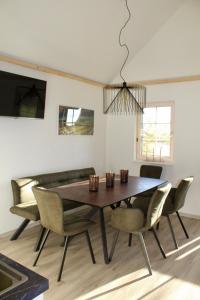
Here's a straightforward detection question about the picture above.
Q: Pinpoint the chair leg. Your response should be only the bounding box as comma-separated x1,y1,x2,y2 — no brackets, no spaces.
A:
151,228,166,259
34,226,46,252
116,201,121,208
128,233,132,247
176,211,189,239
166,214,178,249
10,219,30,240
85,231,96,264
109,231,120,262
138,233,152,275
156,222,160,230
57,236,71,282
60,236,67,247
124,198,132,208
33,229,50,267
110,204,116,210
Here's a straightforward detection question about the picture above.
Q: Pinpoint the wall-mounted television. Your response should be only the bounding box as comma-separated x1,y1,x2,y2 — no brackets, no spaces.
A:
0,70,47,119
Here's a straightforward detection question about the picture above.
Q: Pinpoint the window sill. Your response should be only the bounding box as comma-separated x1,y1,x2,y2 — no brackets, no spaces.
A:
133,160,174,166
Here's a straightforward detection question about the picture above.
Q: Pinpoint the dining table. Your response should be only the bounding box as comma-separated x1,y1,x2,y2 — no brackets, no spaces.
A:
51,176,167,264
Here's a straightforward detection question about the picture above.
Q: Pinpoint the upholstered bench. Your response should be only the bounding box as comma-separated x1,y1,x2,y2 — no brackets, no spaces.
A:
10,167,95,246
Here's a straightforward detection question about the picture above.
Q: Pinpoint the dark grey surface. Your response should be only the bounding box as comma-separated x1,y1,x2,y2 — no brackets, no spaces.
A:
0,253,48,300
51,176,167,207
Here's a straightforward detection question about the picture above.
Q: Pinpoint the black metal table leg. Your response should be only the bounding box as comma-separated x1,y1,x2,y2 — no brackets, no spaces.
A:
109,231,119,261
99,208,109,264
85,231,96,264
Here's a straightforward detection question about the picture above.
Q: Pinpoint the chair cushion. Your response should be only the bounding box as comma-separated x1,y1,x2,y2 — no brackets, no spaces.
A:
63,214,93,236
10,202,40,221
14,178,39,204
111,207,145,233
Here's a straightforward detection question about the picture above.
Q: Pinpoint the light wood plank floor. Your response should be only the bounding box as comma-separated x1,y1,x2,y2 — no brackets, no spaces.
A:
0,208,200,300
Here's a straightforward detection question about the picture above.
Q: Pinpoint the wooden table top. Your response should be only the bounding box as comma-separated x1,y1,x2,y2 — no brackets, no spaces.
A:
51,176,167,208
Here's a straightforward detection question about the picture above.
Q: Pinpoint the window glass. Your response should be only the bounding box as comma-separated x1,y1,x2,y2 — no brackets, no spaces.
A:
137,103,174,162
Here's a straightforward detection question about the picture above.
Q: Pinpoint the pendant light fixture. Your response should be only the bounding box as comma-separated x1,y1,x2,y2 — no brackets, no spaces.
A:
103,0,146,114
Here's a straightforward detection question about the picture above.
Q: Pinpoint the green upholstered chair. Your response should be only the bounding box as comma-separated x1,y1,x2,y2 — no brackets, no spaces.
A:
132,177,193,249
32,187,96,282
160,177,194,249
127,164,163,245
10,167,95,248
138,164,163,198
140,165,163,179
115,165,163,211
10,178,40,241
109,183,171,275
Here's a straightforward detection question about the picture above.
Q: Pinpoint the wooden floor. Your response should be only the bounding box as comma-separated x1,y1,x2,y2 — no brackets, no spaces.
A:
0,208,200,300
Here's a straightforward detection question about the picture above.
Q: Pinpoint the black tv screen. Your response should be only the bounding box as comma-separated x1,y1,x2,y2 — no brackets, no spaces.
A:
0,70,46,118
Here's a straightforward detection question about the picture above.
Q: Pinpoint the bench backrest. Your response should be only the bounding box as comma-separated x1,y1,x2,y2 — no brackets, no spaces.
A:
11,167,95,205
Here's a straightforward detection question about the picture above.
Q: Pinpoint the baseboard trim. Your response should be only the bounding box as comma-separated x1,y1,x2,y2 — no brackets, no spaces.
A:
0,221,40,239
179,212,200,220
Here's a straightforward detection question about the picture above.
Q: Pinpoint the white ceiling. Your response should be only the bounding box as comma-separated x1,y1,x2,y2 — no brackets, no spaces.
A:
0,0,184,83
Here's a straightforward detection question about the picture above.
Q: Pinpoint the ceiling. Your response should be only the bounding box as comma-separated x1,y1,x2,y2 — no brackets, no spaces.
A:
0,0,184,83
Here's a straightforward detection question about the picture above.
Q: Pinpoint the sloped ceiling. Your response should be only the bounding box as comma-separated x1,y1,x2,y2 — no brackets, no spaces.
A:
0,0,184,83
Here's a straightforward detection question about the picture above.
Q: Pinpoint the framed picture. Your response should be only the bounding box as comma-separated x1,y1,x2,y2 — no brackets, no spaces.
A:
59,105,94,135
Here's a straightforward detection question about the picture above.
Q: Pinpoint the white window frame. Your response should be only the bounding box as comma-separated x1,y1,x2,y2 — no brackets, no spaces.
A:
136,101,175,163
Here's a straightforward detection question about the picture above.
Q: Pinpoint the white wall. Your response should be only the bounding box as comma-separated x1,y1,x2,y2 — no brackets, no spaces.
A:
106,82,200,216
106,0,200,216
0,62,106,234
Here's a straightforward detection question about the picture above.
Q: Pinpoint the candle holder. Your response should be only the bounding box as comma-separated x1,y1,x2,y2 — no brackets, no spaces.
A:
120,169,129,183
106,172,115,188
89,175,99,192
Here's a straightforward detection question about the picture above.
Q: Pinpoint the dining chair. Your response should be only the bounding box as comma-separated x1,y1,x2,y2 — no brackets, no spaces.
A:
109,183,171,275
140,165,163,179
159,177,194,249
32,187,96,282
127,164,163,246
138,164,163,197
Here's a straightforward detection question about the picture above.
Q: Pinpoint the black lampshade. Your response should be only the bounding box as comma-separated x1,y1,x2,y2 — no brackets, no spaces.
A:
103,82,146,114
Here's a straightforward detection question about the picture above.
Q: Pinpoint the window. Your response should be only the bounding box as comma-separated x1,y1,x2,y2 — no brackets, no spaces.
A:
136,102,174,163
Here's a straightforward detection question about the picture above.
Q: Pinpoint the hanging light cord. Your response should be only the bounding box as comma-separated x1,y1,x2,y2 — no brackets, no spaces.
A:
119,0,131,82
